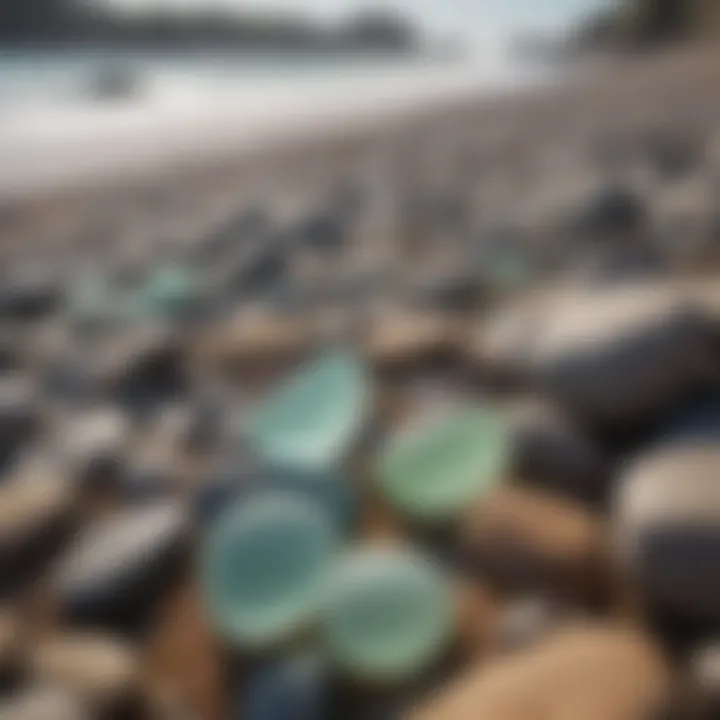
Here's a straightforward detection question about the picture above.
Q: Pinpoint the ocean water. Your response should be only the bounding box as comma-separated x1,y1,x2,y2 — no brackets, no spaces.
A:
0,48,552,196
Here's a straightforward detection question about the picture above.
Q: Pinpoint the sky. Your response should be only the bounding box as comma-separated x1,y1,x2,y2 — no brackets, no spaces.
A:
99,0,612,44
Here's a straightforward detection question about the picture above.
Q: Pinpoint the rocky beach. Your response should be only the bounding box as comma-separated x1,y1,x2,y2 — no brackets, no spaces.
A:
0,44,720,720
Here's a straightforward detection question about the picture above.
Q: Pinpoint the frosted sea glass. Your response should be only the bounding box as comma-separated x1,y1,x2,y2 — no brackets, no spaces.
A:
321,547,453,681
202,494,339,649
246,350,369,471
377,407,509,521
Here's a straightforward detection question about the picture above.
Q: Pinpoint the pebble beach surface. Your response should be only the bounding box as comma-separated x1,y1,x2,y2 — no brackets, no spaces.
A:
0,46,720,720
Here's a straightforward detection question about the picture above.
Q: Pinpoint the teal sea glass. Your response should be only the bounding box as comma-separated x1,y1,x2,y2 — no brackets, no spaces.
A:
201,494,339,649
376,407,509,521
321,547,453,681
138,267,205,320
245,350,369,471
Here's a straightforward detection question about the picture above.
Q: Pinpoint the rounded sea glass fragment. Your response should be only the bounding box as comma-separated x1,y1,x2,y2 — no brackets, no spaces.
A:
376,407,508,521
202,494,339,649
321,547,453,681
245,350,369,471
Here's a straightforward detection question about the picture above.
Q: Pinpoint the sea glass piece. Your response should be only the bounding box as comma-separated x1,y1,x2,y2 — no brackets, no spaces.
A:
202,494,339,649
139,267,204,320
245,350,369,470
321,547,453,681
376,407,508,521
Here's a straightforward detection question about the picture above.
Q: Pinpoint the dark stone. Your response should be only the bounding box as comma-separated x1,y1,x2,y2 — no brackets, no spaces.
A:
504,397,607,504
0,269,63,321
613,444,720,624
0,376,39,472
243,654,330,720
572,186,646,242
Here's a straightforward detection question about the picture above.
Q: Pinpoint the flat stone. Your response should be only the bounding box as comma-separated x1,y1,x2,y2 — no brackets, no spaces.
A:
60,408,130,486
613,443,720,622
0,375,40,472
0,686,89,720
199,310,313,377
30,632,139,712
0,465,76,579
411,624,672,720
364,311,460,369
460,486,607,599
52,502,189,624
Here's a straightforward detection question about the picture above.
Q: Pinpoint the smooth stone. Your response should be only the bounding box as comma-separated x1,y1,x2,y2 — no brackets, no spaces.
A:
661,398,720,444
0,685,89,720
102,327,189,413
689,642,720,719
61,408,130,486
410,624,672,720
296,212,347,253
529,283,712,426
321,547,453,682
643,127,702,180
52,502,189,624
485,596,568,655
30,632,139,712
246,350,369,471
613,443,720,622
571,184,646,241
0,467,76,579
376,406,508,522
0,609,21,679
225,241,288,297
243,654,330,720
503,397,607,503
364,312,459,369
0,268,63,320
460,487,606,598
407,270,480,312
202,493,339,649
120,443,179,501
0,375,40,472
200,310,313,375
66,274,128,334
467,288,552,384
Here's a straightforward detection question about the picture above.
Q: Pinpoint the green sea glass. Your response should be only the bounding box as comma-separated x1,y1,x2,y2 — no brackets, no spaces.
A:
201,494,339,649
376,407,508,521
321,547,453,681
246,350,369,471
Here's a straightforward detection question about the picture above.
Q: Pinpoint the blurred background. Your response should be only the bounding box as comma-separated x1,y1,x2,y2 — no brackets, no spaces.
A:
1,2,720,720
